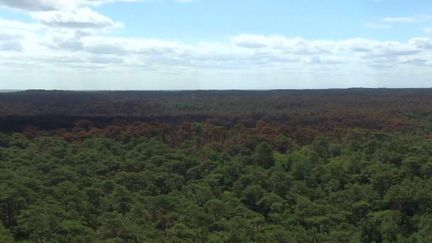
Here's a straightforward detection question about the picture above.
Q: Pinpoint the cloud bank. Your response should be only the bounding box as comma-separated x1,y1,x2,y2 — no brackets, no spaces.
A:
0,0,431,89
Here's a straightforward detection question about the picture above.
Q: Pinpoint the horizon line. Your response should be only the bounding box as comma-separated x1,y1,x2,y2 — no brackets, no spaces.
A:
1,87,432,92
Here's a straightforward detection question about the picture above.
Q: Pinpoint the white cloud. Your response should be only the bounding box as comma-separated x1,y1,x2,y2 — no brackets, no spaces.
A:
232,35,332,55
382,15,432,24
0,40,22,51
0,0,138,11
0,0,87,11
0,15,431,89
383,17,417,24
341,39,420,57
409,37,432,49
0,0,189,11
0,20,429,71
31,8,122,29
366,15,432,31
232,35,423,64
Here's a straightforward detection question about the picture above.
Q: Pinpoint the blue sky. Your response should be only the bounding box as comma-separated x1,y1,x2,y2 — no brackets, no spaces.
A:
98,0,431,41
0,0,432,89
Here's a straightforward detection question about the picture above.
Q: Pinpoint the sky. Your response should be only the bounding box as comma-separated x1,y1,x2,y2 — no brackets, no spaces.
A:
0,0,432,90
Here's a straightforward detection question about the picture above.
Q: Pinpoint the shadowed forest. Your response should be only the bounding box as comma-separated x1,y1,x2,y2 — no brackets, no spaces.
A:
1,89,432,242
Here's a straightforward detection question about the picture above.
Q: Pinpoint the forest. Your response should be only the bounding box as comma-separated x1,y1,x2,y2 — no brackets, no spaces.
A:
0,89,432,242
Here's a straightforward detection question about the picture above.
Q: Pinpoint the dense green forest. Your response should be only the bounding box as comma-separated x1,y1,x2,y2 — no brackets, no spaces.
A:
0,90,432,242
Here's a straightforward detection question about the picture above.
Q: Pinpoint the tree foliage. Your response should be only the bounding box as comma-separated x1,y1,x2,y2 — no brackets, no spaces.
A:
0,90,431,242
